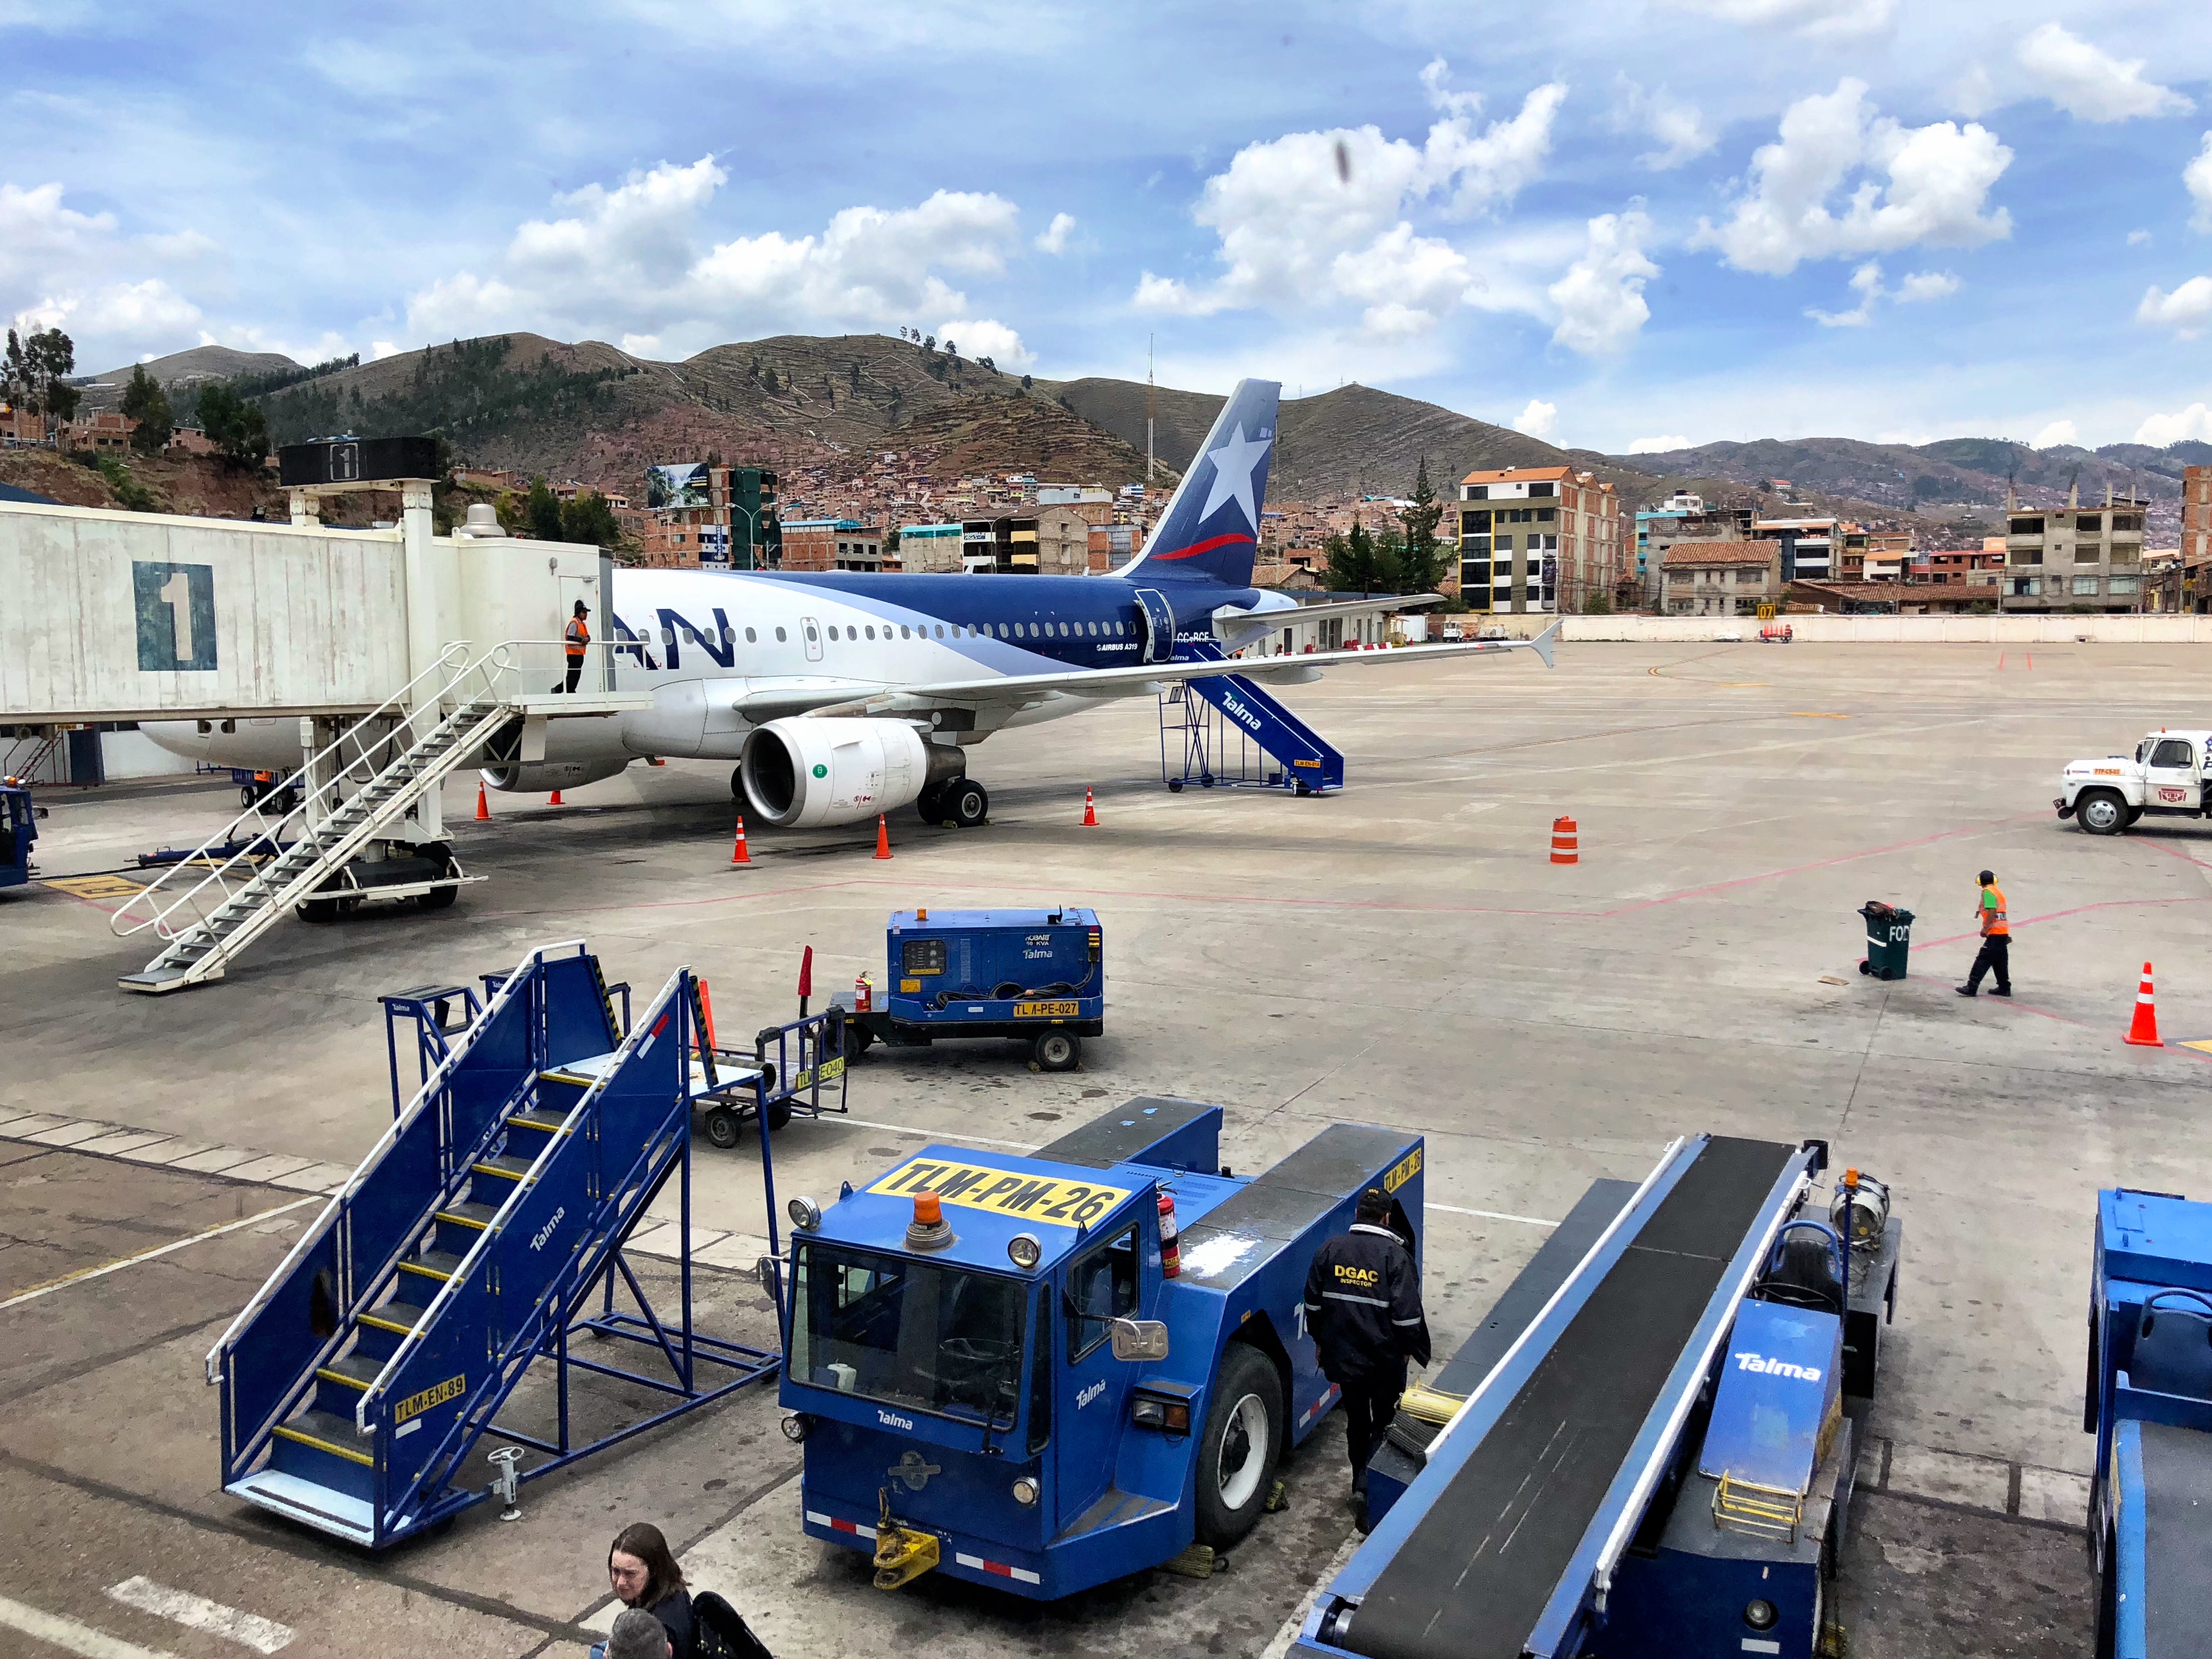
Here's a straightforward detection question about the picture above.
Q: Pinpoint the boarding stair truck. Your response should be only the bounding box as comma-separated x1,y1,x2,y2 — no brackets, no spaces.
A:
1293,1138,1902,1659
2086,1187,2212,1659
2057,731,2212,835
833,907,1104,1072
765,1096,1424,1596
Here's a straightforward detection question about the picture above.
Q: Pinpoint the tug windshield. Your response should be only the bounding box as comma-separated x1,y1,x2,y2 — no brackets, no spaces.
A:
792,1242,1026,1426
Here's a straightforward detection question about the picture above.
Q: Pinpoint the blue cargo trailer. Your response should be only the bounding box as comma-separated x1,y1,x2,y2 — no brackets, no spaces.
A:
833,907,1104,1071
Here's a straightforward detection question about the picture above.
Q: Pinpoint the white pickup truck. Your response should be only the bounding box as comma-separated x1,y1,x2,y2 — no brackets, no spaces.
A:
2056,731,2211,834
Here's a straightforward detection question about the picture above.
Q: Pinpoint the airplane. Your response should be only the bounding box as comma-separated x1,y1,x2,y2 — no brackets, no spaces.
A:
146,379,1555,830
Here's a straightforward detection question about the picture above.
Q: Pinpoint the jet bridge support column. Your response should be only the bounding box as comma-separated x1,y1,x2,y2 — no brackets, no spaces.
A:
400,481,443,843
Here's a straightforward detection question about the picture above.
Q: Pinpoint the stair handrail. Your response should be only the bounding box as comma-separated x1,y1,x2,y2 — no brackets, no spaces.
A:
110,637,566,945
202,939,583,1386
353,966,690,1433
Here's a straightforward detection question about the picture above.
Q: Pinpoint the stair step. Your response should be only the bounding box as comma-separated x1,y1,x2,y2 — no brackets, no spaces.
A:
358,1299,431,1338
274,1409,375,1466
435,1201,498,1231
506,1109,573,1134
315,1352,387,1392
471,1155,535,1182
396,1249,466,1284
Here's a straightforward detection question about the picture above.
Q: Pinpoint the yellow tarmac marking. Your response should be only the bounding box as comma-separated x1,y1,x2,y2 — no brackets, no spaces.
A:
2180,1039,2212,1055
0,1196,319,1312
42,874,145,900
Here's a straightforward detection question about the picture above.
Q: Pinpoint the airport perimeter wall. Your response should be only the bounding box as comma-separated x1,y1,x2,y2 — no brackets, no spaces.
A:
1541,615,2212,644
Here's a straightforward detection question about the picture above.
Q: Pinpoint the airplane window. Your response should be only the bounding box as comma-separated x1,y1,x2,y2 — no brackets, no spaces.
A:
865,626,876,640
934,625,945,639
778,627,789,642
846,626,857,640
900,624,911,639
745,627,757,644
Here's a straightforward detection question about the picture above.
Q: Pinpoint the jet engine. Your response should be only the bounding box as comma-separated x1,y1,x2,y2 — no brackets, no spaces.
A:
738,717,963,829
480,757,633,792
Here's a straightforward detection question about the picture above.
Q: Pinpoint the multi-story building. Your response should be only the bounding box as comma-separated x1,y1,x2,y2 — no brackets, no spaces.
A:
897,522,964,573
1660,541,1782,616
2001,485,2149,613
1751,514,1841,583
2159,464,2210,614
1634,493,1754,610
643,465,782,569
961,506,1091,574
782,519,884,572
1454,465,1622,614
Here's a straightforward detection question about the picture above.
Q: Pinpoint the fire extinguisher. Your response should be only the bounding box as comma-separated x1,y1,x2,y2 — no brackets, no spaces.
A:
1158,1190,1181,1278
854,972,873,1013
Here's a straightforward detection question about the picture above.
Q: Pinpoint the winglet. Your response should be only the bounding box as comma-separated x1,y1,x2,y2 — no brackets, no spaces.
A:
1530,620,1561,669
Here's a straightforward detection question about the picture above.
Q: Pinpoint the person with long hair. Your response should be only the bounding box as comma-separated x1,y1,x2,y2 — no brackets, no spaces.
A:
607,1522,694,1659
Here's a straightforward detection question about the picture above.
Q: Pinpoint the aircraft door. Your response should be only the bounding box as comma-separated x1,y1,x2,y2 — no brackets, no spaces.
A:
559,575,601,690
1054,1215,1146,1532
1133,589,1175,664
800,616,825,663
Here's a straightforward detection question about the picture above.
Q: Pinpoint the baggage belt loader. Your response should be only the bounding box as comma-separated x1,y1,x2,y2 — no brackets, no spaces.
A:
763,1096,1424,1598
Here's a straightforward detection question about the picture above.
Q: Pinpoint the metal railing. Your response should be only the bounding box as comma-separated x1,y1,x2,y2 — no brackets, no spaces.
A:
109,639,570,946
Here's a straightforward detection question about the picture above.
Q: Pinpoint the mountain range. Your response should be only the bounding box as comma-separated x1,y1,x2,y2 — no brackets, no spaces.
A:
88,335,2204,542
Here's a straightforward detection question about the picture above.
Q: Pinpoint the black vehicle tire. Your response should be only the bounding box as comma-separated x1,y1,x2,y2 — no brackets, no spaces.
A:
730,765,744,803
2078,789,2128,836
845,1022,874,1058
418,883,459,912
1167,778,1185,793
766,1097,793,1131
240,786,257,809
915,781,945,824
297,898,339,923
276,788,299,816
703,1108,741,1150
1033,1029,1081,1071
945,778,989,828
1194,1343,1283,1549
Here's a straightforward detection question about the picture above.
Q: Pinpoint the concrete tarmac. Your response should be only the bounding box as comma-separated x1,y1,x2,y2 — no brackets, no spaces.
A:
5,639,2204,1656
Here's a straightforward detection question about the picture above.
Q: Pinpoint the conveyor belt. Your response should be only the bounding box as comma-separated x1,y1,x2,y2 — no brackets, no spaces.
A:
1343,1137,1794,1659
2134,1421,2212,1656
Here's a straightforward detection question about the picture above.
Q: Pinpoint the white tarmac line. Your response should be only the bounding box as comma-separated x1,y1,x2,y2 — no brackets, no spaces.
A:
820,1114,1043,1150
1428,1203,1560,1228
0,1593,182,1659
105,1579,293,1655
0,1197,319,1312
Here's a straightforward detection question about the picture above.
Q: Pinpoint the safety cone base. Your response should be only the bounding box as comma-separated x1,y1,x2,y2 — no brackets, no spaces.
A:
2125,962,2162,1047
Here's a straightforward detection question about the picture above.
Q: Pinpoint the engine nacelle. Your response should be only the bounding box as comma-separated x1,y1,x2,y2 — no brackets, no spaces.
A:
481,758,632,793
740,718,961,828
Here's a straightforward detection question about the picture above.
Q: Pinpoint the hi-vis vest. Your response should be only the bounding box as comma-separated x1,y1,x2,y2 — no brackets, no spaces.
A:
565,617,590,661
1983,884,2009,937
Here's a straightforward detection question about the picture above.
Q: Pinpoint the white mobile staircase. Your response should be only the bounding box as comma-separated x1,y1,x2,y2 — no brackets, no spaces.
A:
111,643,533,994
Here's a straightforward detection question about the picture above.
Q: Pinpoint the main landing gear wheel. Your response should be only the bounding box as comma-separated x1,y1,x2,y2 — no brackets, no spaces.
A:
1032,1029,1081,1071
1194,1344,1283,1548
730,766,744,802
944,778,989,828
2078,789,2127,836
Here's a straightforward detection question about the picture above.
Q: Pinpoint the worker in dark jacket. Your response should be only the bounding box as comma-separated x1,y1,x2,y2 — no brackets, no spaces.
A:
1304,1187,1430,1502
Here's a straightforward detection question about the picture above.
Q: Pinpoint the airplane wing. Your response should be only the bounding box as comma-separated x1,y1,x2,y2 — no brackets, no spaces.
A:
736,622,1558,722
1210,593,1443,652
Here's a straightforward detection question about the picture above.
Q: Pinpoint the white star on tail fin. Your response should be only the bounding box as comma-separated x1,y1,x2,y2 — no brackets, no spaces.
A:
1199,424,1273,530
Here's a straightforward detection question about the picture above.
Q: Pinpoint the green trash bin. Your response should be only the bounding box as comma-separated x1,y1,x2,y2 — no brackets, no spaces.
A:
1859,902,1914,980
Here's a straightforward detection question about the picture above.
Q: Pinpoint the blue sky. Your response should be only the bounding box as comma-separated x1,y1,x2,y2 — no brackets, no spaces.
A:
5,0,2211,454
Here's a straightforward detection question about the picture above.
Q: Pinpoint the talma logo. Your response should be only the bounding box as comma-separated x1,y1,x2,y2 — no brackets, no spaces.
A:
1077,1379,1107,1409
1734,1351,1821,1382
1220,693,1262,733
877,1408,915,1430
531,1207,566,1252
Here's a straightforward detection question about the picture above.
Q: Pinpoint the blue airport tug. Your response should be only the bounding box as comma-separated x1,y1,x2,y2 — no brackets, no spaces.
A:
833,907,1104,1072
768,1096,1424,1598
1,781,44,889
2087,1187,2212,1659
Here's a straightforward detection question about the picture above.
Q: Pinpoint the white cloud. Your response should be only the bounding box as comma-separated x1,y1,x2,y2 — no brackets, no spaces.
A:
936,317,1032,368
2138,276,2212,338
1133,78,1566,318
2016,22,2191,124
2129,229,2154,247
0,181,228,360
1330,222,1474,337
1514,398,1559,439
1694,80,2012,276
1547,208,1659,354
2187,133,2212,233
2135,403,2212,446
1806,260,1960,326
1615,78,1716,170
1035,212,1076,255
407,160,1023,353
1947,64,1997,120
371,340,401,359
2032,419,2078,448
1419,58,1483,120
1659,0,1894,40
1628,434,1692,453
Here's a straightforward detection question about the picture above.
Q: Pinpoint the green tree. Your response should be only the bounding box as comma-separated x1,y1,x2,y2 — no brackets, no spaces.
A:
4,326,81,426
121,365,174,455
560,490,622,549
1396,455,1447,592
526,477,565,542
1323,519,1401,596
194,381,268,470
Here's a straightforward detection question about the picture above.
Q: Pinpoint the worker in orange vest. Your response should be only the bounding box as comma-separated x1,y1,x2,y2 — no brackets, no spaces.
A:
1955,868,2011,997
560,600,590,693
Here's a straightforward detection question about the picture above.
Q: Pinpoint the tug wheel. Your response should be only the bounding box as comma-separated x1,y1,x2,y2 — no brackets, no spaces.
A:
1194,1344,1283,1548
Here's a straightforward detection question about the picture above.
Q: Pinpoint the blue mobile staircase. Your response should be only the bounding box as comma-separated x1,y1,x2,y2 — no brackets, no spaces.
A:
206,941,789,1549
1159,651,1345,794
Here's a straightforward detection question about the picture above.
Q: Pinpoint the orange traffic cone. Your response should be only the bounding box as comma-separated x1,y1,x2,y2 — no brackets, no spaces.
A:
550,789,563,806
1550,815,1579,865
2125,962,2163,1047
731,814,751,865
1082,788,1099,827
873,814,893,859
475,781,490,821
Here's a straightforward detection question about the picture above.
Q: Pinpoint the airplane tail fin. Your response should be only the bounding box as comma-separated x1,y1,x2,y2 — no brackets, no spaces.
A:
1531,620,1560,668
1121,378,1280,589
